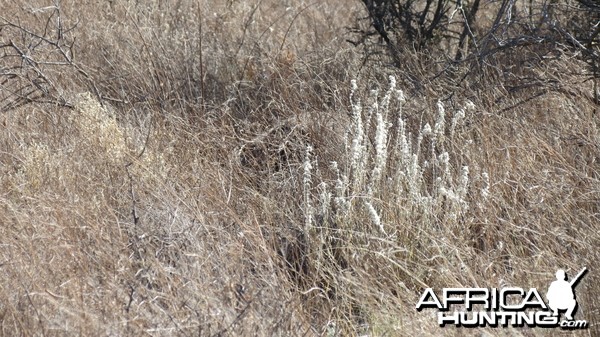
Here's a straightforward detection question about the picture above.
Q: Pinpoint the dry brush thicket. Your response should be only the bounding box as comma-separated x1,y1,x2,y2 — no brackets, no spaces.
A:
1,1,599,336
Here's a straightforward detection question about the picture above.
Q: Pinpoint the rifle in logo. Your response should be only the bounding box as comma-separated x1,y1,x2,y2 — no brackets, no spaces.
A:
570,268,587,287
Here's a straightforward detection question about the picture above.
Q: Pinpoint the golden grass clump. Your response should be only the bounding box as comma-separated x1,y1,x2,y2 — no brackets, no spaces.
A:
72,93,129,167
19,142,57,192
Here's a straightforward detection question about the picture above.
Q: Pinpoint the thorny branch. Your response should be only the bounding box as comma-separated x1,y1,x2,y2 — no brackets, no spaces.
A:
0,3,101,112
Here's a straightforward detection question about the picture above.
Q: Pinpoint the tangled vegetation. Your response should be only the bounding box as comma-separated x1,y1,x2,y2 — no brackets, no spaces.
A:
1,1,598,336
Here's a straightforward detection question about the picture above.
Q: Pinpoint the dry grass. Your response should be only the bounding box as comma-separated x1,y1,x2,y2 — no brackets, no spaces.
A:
1,0,599,336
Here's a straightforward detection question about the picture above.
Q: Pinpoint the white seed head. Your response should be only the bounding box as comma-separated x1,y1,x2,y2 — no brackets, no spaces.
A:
422,123,432,136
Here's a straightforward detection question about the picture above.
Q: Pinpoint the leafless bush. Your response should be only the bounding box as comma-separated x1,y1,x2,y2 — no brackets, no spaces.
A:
0,3,99,112
353,0,600,102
